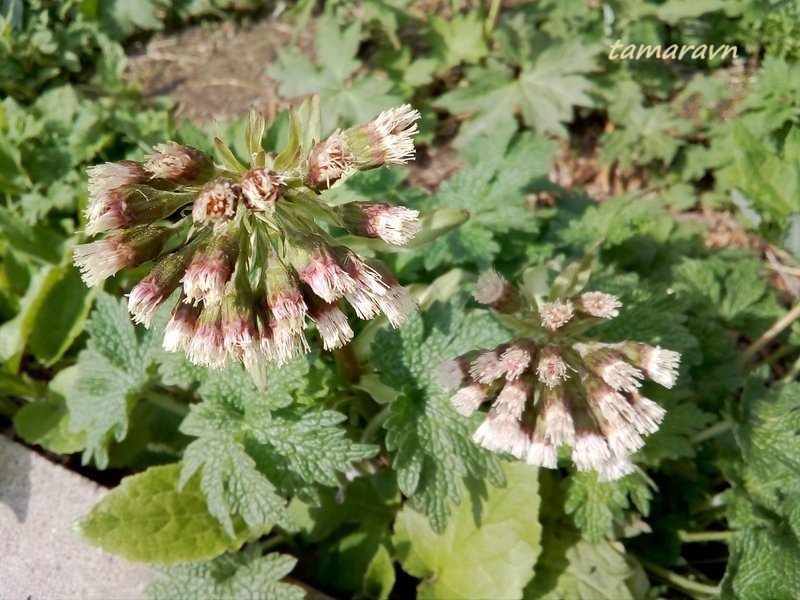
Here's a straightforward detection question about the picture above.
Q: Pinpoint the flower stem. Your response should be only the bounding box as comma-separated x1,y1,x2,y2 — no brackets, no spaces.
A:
484,0,502,41
639,558,720,598
333,344,361,384
146,391,189,417
679,530,734,543
361,405,391,444
743,301,800,363
689,420,733,445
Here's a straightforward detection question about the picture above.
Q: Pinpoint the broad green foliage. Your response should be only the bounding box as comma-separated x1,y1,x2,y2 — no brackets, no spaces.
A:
65,293,159,468
436,25,597,142
2,0,799,598
267,13,403,133
418,123,557,271
148,546,305,600
564,471,652,544
77,464,251,563
373,297,510,531
393,462,542,600
178,358,377,538
721,381,800,599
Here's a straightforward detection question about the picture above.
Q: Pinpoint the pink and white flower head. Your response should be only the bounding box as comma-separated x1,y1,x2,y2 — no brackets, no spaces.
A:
578,291,622,319
365,104,421,166
612,342,681,389
74,226,173,287
296,244,354,304
449,383,488,416
221,311,255,356
75,102,425,384
442,272,682,481
539,300,574,331
187,307,226,368
271,321,310,366
163,301,201,353
182,248,236,307
128,250,192,327
308,299,354,351
143,141,212,184
526,435,558,469
470,349,507,384
192,179,240,226
337,202,420,246
241,168,284,214
536,347,570,388
306,133,351,189
499,343,533,380
473,410,529,460
88,160,147,195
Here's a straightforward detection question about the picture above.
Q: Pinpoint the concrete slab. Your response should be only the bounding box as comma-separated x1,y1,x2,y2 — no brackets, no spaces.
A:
0,435,153,600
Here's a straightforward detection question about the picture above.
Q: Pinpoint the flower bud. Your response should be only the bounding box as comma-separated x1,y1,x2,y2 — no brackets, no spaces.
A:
290,239,354,304
86,160,150,207
306,292,354,351
143,141,213,184
192,179,241,226
578,291,622,319
182,232,239,306
539,300,574,331
241,168,284,214
473,271,521,313
343,105,420,170
128,249,192,327
306,133,351,190
73,225,174,287
336,202,420,246
85,186,193,236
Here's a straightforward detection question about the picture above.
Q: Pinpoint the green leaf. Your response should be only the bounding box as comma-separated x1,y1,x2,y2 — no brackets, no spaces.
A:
418,125,556,270
0,263,63,368
0,206,71,260
564,471,652,544
180,435,294,538
266,14,402,133
148,545,306,600
374,297,511,531
179,357,371,537
722,392,800,600
426,13,488,70
77,464,249,563
363,544,396,600
246,409,378,499
64,293,156,468
29,264,97,365
436,31,596,143
727,123,800,226
722,500,800,600
393,462,542,600
13,366,86,454
525,535,638,600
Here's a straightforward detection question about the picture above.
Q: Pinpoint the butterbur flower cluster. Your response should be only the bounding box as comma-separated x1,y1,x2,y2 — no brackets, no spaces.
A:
438,271,681,481
74,103,422,382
